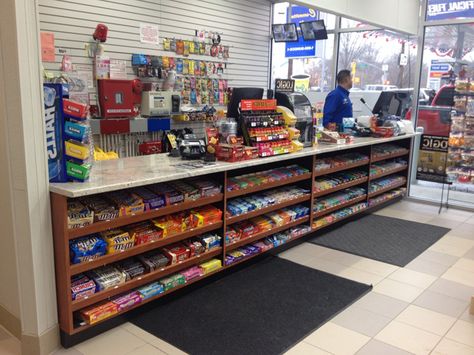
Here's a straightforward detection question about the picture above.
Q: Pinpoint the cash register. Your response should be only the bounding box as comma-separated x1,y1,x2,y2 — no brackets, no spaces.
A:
275,92,313,147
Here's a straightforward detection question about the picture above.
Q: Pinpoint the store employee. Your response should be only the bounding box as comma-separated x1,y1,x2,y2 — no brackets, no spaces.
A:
323,70,353,131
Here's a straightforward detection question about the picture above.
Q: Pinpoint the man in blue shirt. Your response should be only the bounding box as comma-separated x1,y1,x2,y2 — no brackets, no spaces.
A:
323,70,353,131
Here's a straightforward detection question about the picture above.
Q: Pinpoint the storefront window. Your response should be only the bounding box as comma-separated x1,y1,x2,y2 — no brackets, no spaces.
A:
271,3,335,93
426,0,474,21
341,18,369,29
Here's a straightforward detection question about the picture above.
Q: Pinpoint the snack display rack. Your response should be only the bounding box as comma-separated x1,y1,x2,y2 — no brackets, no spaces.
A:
50,137,413,347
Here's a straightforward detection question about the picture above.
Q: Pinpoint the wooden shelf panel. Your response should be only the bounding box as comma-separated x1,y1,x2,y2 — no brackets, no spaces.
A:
368,179,407,199
226,173,312,199
225,216,310,252
71,267,224,334
371,149,410,163
71,248,222,311
369,166,407,181
313,195,367,218
68,194,223,239
226,194,311,225
314,159,370,177
314,177,368,198
70,222,223,275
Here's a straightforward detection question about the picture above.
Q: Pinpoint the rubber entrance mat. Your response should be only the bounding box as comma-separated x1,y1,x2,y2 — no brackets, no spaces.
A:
131,257,371,355
310,214,450,267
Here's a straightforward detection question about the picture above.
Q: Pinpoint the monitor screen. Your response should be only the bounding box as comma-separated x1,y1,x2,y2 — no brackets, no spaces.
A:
300,20,328,41
272,23,299,43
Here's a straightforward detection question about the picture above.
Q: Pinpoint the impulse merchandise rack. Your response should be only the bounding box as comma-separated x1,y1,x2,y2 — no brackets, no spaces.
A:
50,135,415,346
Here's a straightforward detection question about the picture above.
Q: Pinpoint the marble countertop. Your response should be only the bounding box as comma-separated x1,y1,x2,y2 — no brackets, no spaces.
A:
50,133,419,198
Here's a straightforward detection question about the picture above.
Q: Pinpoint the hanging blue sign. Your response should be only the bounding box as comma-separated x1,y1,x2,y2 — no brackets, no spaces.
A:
427,0,474,20
285,6,317,58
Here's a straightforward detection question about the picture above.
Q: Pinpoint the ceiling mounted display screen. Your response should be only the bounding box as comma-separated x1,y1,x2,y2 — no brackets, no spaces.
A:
300,20,328,41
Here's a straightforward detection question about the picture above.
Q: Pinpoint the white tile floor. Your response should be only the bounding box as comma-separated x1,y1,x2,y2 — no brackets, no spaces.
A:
1,200,473,355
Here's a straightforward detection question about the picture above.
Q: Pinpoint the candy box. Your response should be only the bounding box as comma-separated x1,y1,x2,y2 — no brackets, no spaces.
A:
138,251,169,272
88,265,127,291
189,179,221,197
65,140,90,161
183,239,206,257
71,274,96,301
106,191,144,216
124,221,163,245
225,227,241,244
70,235,107,264
64,121,90,143
63,99,88,120
181,266,203,281
148,184,184,205
197,234,221,250
162,243,191,264
131,187,166,210
137,282,164,300
168,181,200,201
199,258,222,274
111,291,142,312
115,259,145,281
67,201,94,229
66,161,92,182
216,144,244,162
79,301,118,325
80,195,119,222
253,241,273,252
101,229,135,253
243,146,259,160
160,273,185,291
191,206,222,227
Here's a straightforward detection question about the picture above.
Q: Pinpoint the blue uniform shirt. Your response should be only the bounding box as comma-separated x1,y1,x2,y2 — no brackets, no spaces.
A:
323,85,353,127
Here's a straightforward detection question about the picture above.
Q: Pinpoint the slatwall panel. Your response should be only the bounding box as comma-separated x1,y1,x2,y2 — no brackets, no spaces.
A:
38,0,272,88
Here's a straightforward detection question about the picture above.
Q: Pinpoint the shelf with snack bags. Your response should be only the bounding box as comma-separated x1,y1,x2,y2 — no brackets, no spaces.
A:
70,221,223,275
313,195,367,218
68,193,223,239
312,202,368,231
369,161,408,181
368,176,407,198
314,153,370,177
370,146,410,163
313,175,369,198
71,247,222,311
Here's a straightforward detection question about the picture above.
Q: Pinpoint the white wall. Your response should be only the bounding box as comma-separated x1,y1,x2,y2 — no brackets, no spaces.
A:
38,0,272,88
294,0,420,35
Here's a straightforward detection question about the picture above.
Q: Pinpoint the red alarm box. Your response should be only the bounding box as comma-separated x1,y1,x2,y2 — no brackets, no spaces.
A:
98,79,142,118
139,141,162,155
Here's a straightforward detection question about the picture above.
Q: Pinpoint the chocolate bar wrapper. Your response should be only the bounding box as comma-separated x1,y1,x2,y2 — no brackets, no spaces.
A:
183,239,206,257
115,259,145,281
181,266,203,281
131,187,166,211
189,179,221,197
71,274,96,301
70,235,107,264
137,282,164,300
148,183,184,205
106,191,145,216
137,251,169,272
111,291,142,312
168,181,201,201
160,273,185,292
125,222,163,245
199,258,222,274
67,201,94,229
88,265,127,291
101,229,135,253
80,195,119,222
80,301,118,325
197,234,221,250
162,243,191,264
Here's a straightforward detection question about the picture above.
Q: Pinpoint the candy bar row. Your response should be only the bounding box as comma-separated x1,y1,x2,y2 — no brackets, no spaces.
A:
71,234,221,301
315,152,369,172
69,206,223,265
313,187,366,213
77,258,223,326
370,159,408,177
225,205,310,245
368,175,406,194
371,144,408,159
314,170,368,193
226,165,310,192
313,202,368,229
368,188,407,207
67,179,221,229
225,225,312,266
226,185,310,217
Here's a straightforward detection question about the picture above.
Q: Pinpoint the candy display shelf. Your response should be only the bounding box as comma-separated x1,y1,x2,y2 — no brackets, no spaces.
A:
226,194,311,225
71,247,222,311
368,178,407,198
314,176,369,198
313,205,368,231
371,148,410,163
313,195,367,218
369,165,408,181
226,172,312,198
70,222,223,275
314,159,370,177
49,134,415,347
68,194,223,239
225,216,310,252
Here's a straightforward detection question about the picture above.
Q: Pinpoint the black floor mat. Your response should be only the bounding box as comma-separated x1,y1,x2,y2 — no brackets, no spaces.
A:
131,257,371,355
310,214,450,267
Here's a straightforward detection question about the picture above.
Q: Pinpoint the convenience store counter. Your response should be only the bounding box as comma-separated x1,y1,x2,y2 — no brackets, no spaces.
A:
50,133,419,198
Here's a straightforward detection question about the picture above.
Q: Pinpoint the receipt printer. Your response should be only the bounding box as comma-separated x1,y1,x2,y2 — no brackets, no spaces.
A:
141,91,181,116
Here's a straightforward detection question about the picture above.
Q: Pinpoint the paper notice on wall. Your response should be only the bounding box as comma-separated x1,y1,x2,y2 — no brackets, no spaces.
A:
94,55,110,80
110,60,127,79
140,23,159,45
40,32,55,62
